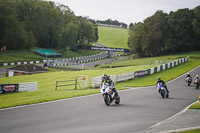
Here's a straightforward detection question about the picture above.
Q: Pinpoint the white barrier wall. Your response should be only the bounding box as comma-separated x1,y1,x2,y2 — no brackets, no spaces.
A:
92,57,188,88
93,76,102,88
18,82,38,92
116,72,135,82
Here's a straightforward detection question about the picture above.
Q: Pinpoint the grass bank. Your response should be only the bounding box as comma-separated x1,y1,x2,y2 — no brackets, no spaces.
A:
0,49,99,63
98,26,129,49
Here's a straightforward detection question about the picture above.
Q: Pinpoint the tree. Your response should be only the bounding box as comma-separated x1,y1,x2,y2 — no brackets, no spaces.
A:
0,0,28,49
165,9,194,53
59,23,79,50
128,22,144,57
129,23,134,28
141,11,168,56
78,19,96,45
192,6,200,50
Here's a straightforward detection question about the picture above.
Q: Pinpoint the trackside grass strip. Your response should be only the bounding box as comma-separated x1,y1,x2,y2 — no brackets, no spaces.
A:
176,128,200,133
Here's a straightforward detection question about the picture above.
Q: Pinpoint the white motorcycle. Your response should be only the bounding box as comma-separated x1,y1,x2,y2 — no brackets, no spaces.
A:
100,83,120,106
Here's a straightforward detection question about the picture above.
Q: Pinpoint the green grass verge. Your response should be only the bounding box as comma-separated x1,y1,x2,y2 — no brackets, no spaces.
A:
174,128,200,133
189,102,200,109
0,50,43,62
61,49,99,58
99,51,200,68
98,26,129,48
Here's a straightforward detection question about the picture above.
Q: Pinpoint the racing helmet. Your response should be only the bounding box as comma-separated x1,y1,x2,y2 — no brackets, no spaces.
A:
102,74,108,80
157,77,161,81
196,75,199,78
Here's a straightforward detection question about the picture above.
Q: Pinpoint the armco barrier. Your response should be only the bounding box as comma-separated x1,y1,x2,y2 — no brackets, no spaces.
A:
0,60,44,66
92,57,188,88
0,52,106,67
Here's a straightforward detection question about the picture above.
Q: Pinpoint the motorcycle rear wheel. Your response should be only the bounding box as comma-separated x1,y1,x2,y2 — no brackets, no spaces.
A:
115,95,120,104
196,85,199,89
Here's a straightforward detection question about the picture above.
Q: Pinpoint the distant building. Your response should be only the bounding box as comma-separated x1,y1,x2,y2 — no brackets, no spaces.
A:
6,64,49,77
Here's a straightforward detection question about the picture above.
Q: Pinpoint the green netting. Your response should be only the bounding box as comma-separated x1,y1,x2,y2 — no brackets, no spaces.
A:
34,49,62,57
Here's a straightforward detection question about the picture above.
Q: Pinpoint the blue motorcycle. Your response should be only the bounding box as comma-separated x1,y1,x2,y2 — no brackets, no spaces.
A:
156,83,169,98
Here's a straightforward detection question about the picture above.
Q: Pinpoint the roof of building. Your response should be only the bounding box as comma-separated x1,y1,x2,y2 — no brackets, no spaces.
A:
7,64,49,73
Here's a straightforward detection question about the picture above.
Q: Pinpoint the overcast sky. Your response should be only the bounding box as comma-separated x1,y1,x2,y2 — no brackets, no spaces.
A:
48,0,200,25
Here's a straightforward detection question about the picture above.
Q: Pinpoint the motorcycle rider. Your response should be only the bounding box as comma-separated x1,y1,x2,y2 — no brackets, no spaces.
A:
193,75,200,82
101,74,117,93
185,73,192,79
156,77,169,93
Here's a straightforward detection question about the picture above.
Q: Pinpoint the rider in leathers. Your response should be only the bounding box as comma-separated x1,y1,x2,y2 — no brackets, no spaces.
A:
185,73,192,78
194,75,200,83
156,77,169,93
101,74,117,93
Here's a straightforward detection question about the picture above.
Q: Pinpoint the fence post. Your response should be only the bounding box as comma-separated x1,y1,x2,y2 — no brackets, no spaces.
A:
55,81,57,91
75,78,77,90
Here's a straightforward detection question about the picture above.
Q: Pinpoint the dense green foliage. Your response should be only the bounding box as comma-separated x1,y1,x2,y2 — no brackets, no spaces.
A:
0,0,98,50
128,7,200,57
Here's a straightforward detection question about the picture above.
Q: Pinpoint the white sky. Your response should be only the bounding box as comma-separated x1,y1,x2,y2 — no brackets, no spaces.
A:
48,0,200,25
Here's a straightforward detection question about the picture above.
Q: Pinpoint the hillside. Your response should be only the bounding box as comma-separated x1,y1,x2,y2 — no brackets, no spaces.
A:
97,26,129,49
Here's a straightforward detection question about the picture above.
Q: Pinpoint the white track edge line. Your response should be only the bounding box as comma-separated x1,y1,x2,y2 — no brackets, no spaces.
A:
148,100,199,130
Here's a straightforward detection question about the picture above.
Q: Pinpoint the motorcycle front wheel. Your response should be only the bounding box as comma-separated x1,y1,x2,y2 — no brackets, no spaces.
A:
160,90,165,98
104,93,111,106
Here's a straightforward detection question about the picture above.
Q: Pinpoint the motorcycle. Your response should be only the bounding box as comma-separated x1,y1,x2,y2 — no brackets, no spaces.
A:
156,83,169,98
193,79,200,89
186,77,192,86
100,83,120,106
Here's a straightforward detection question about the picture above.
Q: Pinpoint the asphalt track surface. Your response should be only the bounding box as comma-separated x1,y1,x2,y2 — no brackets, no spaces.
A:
0,66,200,133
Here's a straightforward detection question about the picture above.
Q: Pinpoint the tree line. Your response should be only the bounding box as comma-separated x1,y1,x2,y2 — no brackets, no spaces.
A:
95,19,128,29
128,6,200,57
0,0,98,51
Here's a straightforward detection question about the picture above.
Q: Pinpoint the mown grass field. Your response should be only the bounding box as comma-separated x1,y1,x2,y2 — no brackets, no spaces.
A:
98,26,129,49
0,52,199,109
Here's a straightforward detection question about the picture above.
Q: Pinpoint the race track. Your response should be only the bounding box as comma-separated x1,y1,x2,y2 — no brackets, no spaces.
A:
0,66,200,133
